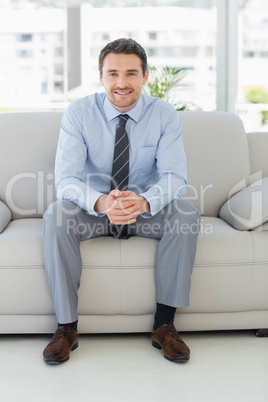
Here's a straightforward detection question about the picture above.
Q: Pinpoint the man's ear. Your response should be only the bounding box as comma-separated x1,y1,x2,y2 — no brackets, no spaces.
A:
142,69,149,85
99,73,103,86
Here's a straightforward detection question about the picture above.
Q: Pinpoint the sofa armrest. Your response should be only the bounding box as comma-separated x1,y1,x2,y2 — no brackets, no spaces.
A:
0,200,12,233
219,176,268,231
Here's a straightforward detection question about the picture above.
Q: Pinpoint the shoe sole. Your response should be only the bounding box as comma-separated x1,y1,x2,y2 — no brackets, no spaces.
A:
152,340,189,363
44,341,79,365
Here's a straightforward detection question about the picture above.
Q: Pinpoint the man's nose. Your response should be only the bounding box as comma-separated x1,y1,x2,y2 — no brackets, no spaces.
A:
116,76,128,88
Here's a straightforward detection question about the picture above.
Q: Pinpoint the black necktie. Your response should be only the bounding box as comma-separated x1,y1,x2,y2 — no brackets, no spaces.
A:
111,114,130,191
110,114,130,239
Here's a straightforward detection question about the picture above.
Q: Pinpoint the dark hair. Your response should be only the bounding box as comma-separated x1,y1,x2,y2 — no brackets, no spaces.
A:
98,38,148,76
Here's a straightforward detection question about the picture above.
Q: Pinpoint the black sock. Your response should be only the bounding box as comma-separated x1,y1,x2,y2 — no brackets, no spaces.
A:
58,320,78,331
153,303,176,330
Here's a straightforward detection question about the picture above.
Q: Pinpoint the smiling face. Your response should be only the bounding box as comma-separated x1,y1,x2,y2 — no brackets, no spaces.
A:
99,53,149,113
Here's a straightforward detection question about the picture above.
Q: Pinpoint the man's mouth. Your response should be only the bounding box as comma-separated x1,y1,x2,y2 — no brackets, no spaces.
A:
114,90,132,95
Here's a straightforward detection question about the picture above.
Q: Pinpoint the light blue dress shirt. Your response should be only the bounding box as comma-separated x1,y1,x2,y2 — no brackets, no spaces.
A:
55,92,188,217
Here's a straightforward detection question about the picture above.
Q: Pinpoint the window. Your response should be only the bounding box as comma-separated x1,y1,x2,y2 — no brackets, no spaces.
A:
17,50,33,58
54,48,63,57
54,81,63,92
148,48,158,57
243,51,254,58
0,0,266,132
41,81,48,94
148,32,157,40
237,0,268,131
102,32,110,41
54,63,63,75
17,33,32,42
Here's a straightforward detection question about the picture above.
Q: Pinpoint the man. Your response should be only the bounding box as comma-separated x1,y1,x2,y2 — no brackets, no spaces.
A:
43,38,200,364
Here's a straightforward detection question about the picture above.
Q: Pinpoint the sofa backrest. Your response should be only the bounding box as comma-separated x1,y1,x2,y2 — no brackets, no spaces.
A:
179,111,251,216
0,112,62,219
247,131,268,178
0,110,251,219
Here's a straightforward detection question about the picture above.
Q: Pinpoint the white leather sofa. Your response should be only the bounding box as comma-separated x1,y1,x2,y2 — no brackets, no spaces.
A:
0,111,267,335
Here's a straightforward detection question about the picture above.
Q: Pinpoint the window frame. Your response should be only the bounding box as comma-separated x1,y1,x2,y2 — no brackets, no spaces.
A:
216,0,239,113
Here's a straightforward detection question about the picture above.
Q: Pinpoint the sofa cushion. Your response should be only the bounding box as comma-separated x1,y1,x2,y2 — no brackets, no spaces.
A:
180,111,251,217
0,200,12,233
0,112,62,220
219,177,268,230
184,216,268,313
0,218,157,316
1,217,267,317
247,131,268,177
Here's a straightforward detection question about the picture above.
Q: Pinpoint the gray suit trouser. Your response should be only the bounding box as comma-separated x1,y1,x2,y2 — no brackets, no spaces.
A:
43,199,200,324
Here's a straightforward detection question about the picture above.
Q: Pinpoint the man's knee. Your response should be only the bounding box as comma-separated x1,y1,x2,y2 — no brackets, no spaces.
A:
44,200,80,216
43,200,81,229
164,199,200,235
169,199,200,219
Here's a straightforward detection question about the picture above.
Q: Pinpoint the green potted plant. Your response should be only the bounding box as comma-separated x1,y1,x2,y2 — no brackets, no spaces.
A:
143,65,200,111
245,86,268,125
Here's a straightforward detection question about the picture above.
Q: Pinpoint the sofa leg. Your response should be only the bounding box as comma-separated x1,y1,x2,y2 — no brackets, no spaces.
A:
255,329,268,337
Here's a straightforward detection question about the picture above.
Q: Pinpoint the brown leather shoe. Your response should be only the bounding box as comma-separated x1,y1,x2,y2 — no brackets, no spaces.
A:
151,321,190,363
43,325,79,364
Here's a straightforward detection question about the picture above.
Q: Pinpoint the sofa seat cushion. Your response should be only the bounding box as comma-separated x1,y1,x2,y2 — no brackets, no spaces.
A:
0,218,158,316
79,236,158,315
0,219,54,315
184,217,268,314
0,217,267,317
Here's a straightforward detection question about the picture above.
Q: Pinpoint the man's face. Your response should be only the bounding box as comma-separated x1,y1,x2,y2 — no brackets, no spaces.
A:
100,53,149,113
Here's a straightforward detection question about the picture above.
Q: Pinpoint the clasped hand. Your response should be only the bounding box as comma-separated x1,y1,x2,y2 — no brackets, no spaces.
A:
95,190,150,225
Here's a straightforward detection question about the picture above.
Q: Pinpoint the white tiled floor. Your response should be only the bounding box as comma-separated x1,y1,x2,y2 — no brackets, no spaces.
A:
0,330,267,402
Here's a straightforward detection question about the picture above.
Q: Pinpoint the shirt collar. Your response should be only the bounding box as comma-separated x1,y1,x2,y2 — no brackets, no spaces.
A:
103,94,143,123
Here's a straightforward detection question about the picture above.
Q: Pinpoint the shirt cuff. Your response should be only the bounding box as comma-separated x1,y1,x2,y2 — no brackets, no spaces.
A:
139,190,163,216
56,178,104,217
